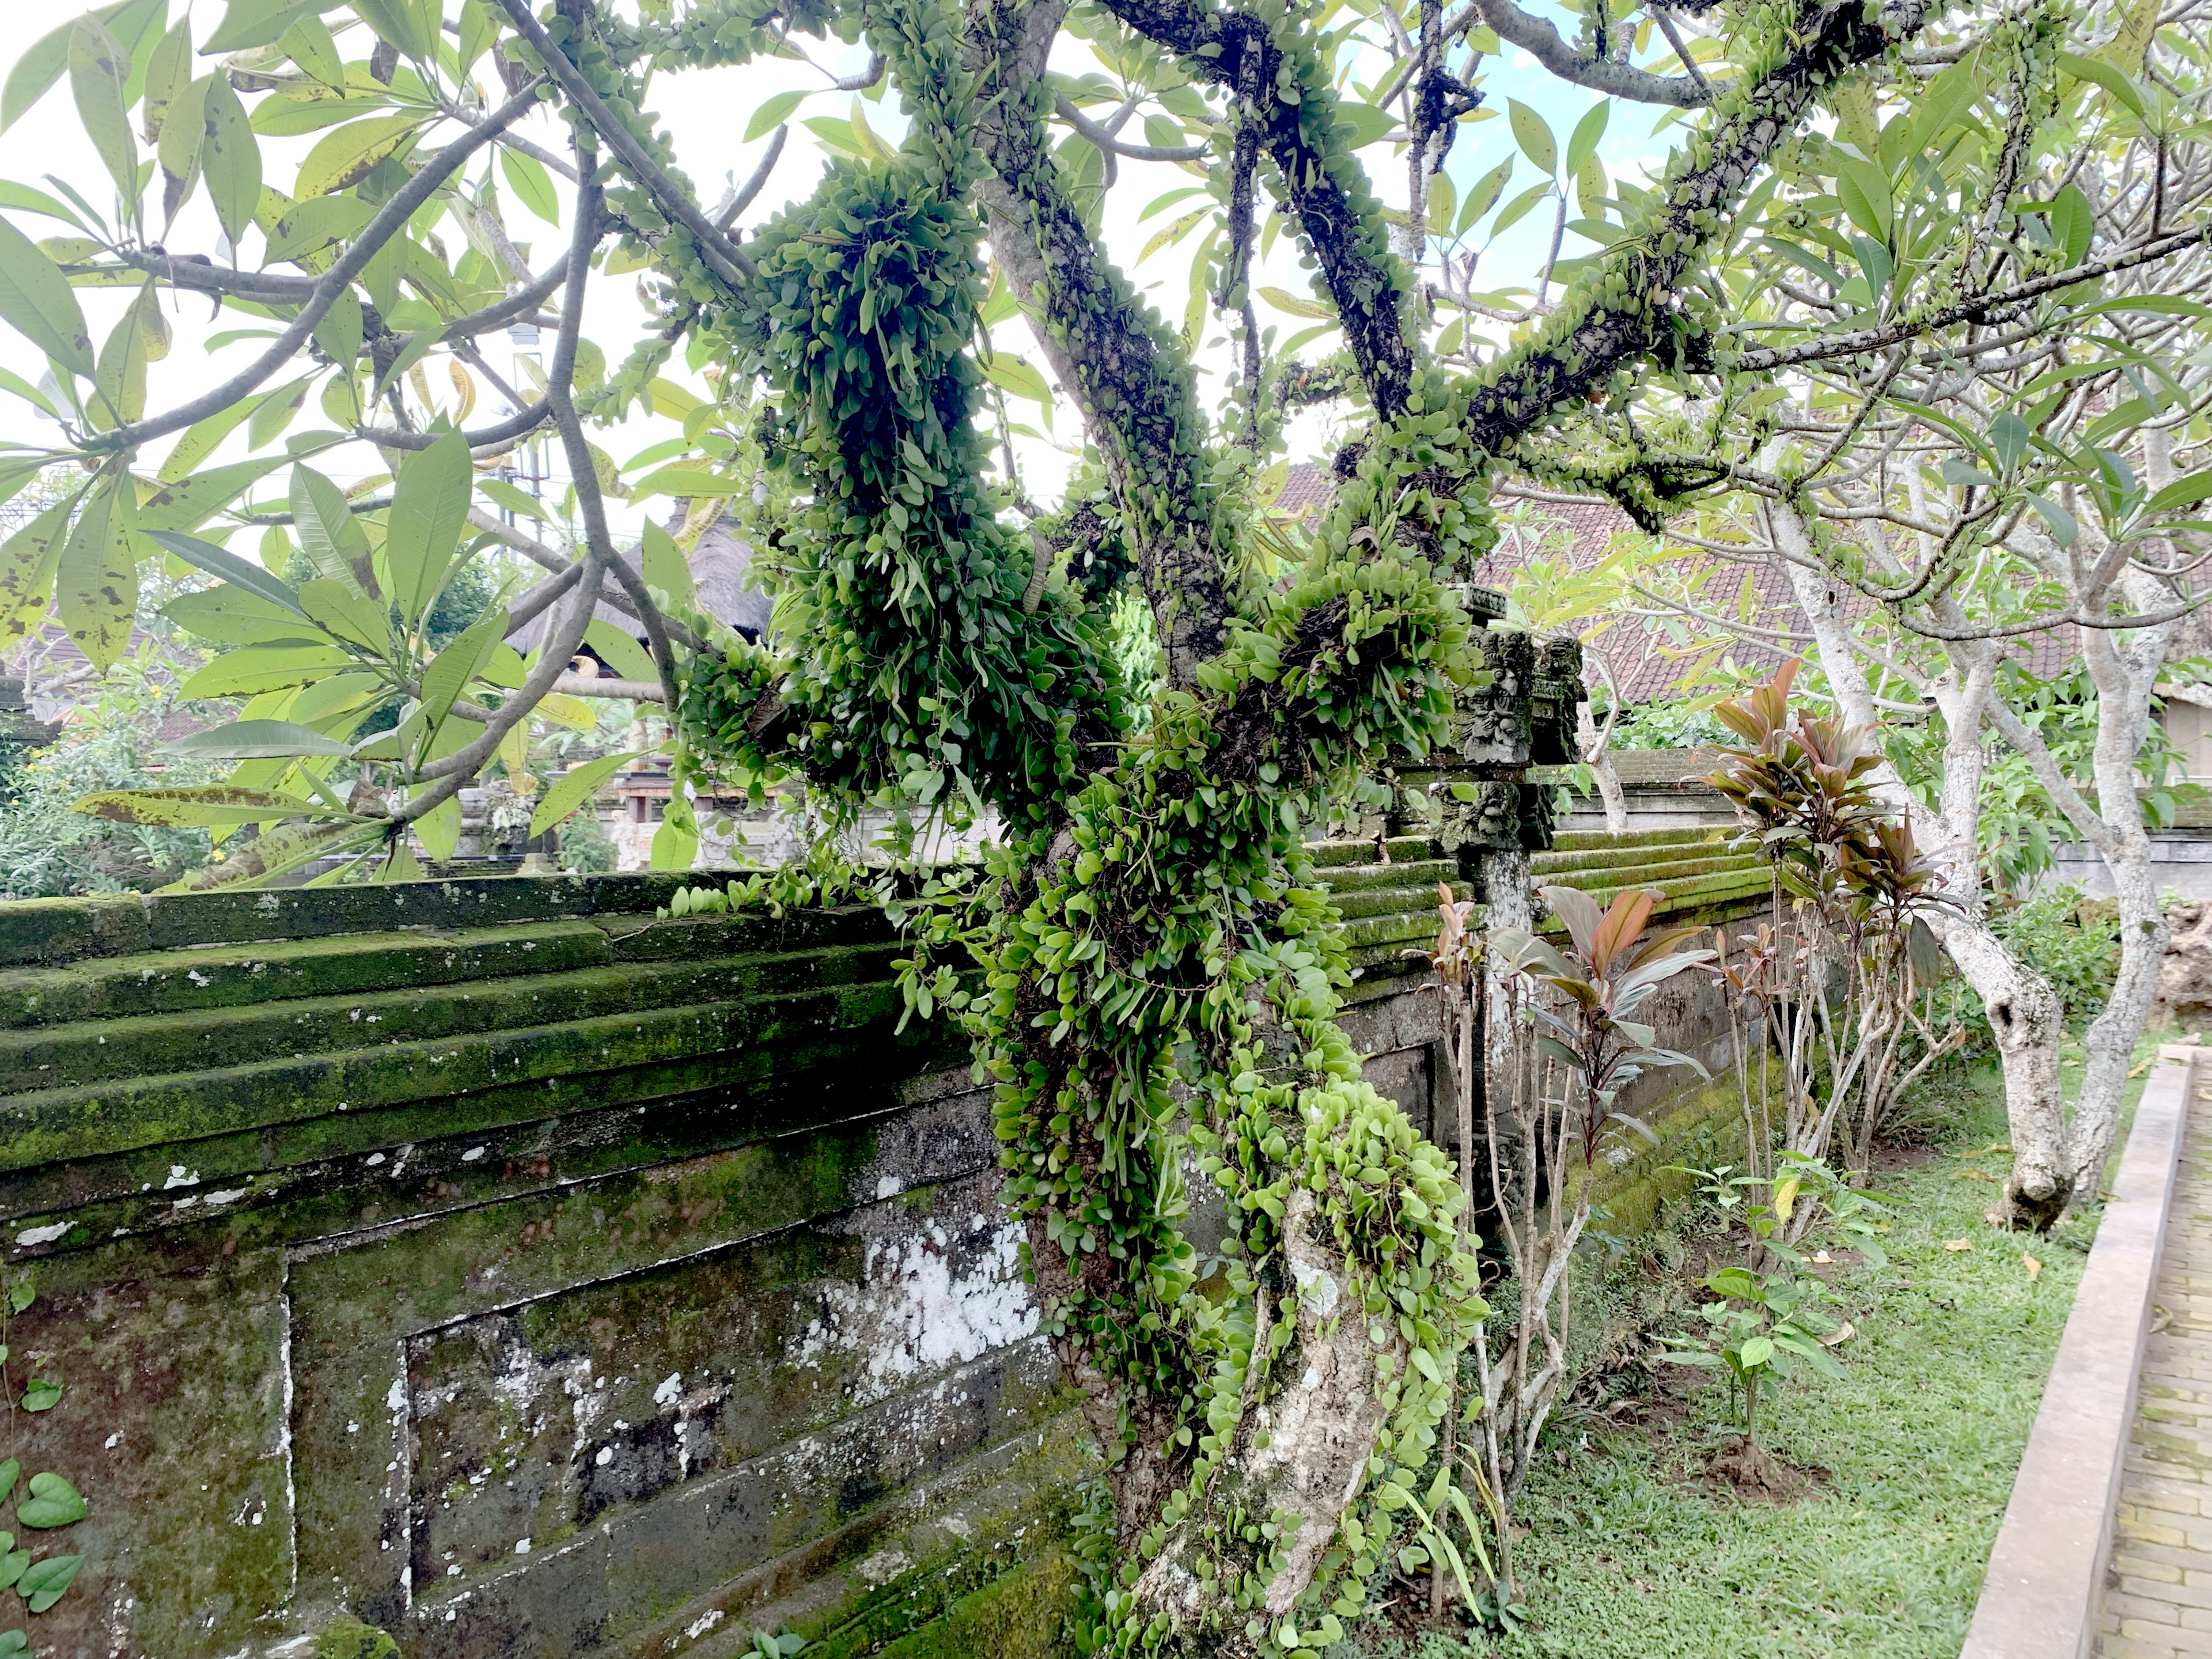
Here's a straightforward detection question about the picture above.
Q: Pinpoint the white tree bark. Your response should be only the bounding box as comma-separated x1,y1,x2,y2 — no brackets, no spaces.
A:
1770,502,2075,1221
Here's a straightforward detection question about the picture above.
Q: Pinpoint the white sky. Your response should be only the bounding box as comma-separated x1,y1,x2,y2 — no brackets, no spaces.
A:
0,1,1690,545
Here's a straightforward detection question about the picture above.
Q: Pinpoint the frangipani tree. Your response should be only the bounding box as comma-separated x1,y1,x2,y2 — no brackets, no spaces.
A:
1529,0,2212,1224
0,0,2137,1645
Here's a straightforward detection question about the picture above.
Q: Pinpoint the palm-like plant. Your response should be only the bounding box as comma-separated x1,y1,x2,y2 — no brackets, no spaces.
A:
1706,662,1964,1195
1464,884,1711,1594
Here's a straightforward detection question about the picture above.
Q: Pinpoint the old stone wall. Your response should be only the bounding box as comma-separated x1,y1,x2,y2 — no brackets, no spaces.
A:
0,638,1769,1658
0,851,1464,1659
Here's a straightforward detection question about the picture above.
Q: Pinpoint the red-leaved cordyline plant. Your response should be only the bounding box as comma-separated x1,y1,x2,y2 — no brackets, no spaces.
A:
1706,661,1963,1219
1423,882,1710,1597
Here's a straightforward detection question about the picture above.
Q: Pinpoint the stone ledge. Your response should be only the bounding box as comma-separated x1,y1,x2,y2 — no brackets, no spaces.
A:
1960,1051,2195,1659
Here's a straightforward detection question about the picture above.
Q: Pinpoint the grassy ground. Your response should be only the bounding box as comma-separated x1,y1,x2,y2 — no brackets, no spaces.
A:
1334,1040,2161,1659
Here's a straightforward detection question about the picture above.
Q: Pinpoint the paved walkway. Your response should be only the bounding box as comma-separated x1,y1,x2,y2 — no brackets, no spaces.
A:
2101,1063,2212,1658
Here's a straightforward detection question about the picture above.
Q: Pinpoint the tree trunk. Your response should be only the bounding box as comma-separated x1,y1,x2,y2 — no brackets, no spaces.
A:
1577,696,1628,835
1768,505,2076,1221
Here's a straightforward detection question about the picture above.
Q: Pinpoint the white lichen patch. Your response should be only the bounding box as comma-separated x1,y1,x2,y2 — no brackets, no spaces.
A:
785,1213,1036,1403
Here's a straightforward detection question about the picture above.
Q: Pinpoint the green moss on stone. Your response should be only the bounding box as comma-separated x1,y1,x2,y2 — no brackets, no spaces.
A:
313,1620,399,1659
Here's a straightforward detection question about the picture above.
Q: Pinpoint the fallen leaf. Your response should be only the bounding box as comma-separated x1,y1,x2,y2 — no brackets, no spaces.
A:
2022,1252,2043,1283
1942,1238,1972,1252
1977,1142,2013,1155
1821,1320,1856,1347
2130,1059,2152,1078
1812,1249,1833,1264
1957,1169,1998,1183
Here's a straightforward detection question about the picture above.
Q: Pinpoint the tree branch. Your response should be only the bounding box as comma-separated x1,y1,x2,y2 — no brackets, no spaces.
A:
1100,0,1416,419
962,0,1229,684
1459,0,1930,457
1054,93,1209,161
79,84,544,454
1473,0,1718,105
1734,225,2212,372
491,0,758,284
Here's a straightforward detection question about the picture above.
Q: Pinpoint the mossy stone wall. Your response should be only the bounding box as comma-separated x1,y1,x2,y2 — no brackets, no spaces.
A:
0,811,1756,1658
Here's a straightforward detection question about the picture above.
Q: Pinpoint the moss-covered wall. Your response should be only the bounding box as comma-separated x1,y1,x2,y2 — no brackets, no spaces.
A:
0,856,1459,1659
0,813,1759,1659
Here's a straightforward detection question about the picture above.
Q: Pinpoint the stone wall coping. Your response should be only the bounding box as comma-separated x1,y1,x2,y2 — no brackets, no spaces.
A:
1958,1046,2197,1659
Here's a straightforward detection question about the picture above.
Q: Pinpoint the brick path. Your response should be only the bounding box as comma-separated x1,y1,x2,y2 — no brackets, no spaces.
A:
2100,1067,2212,1658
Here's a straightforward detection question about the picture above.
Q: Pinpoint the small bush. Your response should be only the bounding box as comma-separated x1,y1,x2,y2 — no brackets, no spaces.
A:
1931,884,2120,1058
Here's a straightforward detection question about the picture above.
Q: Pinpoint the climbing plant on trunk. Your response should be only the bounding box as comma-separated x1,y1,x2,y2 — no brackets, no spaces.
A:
14,0,2183,1645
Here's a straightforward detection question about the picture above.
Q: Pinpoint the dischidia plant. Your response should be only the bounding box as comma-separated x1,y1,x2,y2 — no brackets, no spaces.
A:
0,0,2169,1645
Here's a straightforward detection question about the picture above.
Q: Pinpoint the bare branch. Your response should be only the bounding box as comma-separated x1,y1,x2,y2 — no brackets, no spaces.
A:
79,83,545,454
1472,0,1717,105
1054,93,1209,161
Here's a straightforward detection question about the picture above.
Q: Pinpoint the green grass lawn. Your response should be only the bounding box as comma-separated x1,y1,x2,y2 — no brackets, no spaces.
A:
1353,1043,2162,1659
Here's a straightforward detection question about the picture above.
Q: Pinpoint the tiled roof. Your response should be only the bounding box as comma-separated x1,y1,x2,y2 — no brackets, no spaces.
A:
1270,465,2077,704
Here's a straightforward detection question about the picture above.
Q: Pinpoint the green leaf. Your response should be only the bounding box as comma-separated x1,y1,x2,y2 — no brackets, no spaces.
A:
141,20,193,147
630,463,745,499
206,0,331,52
1332,100,1397,148
70,18,138,217
1990,410,2030,473
1565,100,1609,180
1834,157,1891,244
279,13,347,87
16,1474,86,1530
0,1461,16,1502
0,182,88,232
1908,60,1980,154
0,504,68,644
2060,51,2145,116
979,349,1052,402
90,282,157,429
1457,156,1513,238
297,114,422,198
17,1380,59,1413
290,464,376,593
166,814,387,891
1,20,74,134
1508,99,1555,176
297,577,388,652
264,193,376,266
584,619,657,684
2149,472,2212,515
156,74,210,230
745,88,809,142
57,471,136,672
74,783,327,826
17,1553,82,1612
144,529,309,617
162,585,325,646
181,641,359,698
641,518,691,612
355,0,431,59
0,217,94,377
416,606,507,737
531,748,644,838
161,718,356,759
2027,490,2078,546
1256,286,1333,321
2049,182,2093,266
411,786,461,860
201,71,263,247
384,430,471,622
499,144,559,224
0,1552,22,1597
476,478,547,521
1489,180,1552,238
